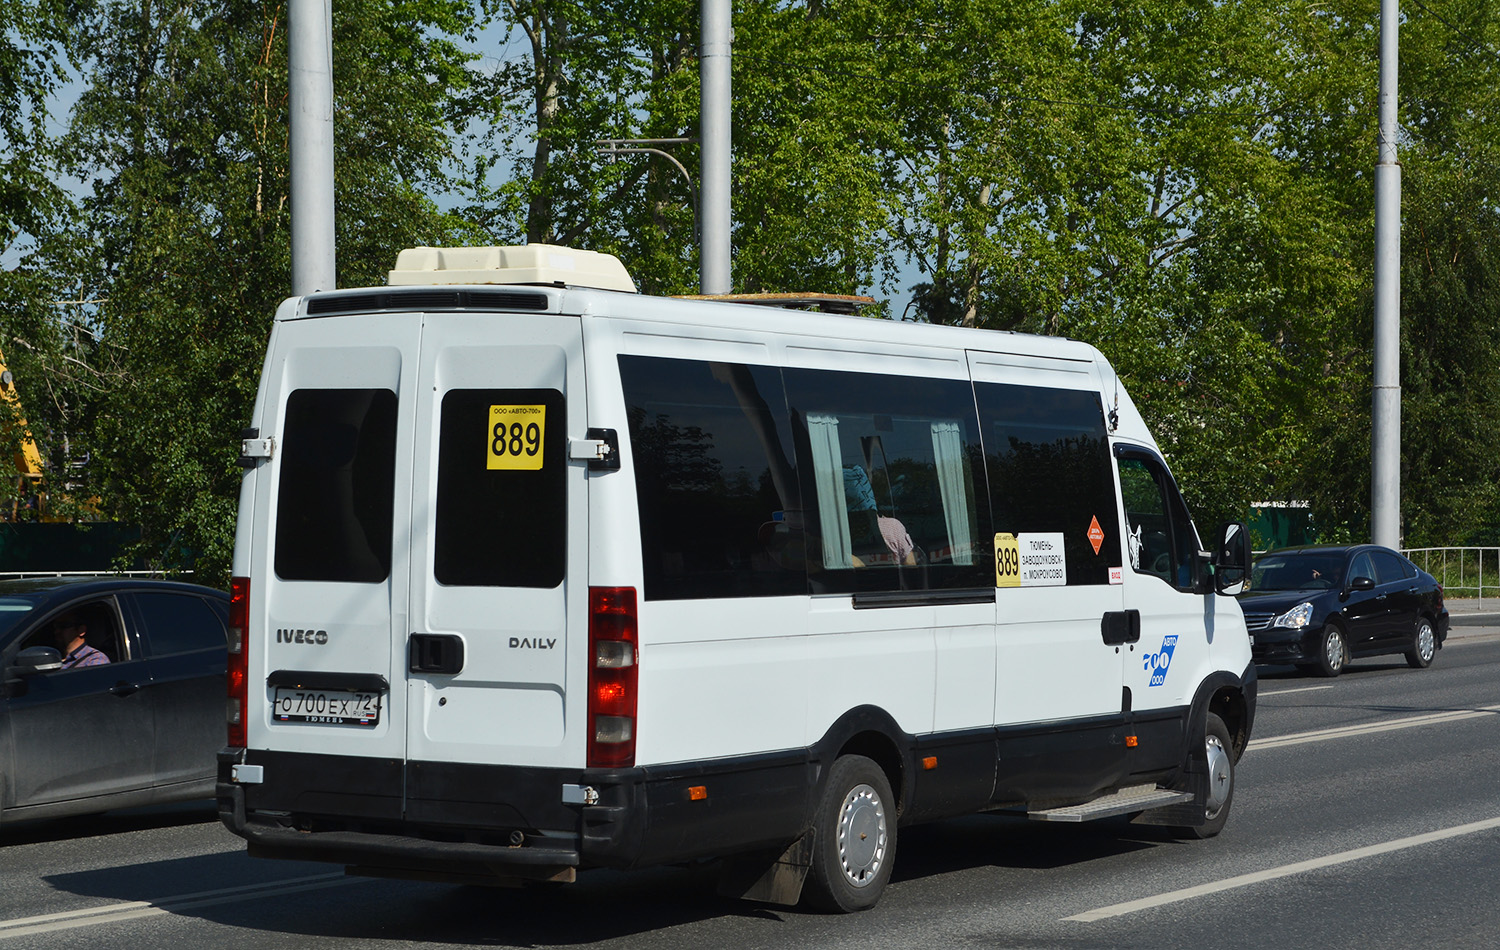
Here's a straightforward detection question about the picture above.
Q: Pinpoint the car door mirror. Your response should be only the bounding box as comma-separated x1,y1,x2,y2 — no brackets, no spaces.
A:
1348,576,1376,592
1209,521,1251,595
13,646,64,675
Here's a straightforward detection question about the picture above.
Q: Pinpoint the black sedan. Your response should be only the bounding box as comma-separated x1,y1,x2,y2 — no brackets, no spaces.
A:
0,576,228,824
1237,544,1449,676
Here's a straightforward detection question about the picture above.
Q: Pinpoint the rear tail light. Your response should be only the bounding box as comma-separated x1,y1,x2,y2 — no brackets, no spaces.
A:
227,576,249,748
588,587,637,768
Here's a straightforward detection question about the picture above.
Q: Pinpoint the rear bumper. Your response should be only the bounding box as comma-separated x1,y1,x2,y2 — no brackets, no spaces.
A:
217,748,814,881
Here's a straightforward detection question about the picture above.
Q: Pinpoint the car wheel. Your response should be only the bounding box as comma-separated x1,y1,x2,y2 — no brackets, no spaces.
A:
1405,616,1436,669
803,754,896,913
1314,622,1346,677
1172,712,1235,839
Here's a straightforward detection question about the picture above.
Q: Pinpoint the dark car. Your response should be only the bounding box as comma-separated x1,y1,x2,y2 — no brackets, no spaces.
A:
1237,544,1449,676
0,576,228,824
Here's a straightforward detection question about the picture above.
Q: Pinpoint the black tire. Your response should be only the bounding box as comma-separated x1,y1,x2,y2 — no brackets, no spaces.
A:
803,755,896,913
1172,712,1235,839
1314,622,1346,678
1405,616,1436,669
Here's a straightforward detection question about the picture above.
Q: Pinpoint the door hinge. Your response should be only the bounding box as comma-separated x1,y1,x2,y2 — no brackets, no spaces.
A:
568,428,620,471
239,428,275,468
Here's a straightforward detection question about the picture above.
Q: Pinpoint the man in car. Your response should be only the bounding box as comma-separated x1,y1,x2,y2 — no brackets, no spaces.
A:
53,613,110,668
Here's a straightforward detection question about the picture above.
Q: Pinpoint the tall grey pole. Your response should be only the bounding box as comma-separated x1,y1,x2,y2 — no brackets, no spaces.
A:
699,0,731,295
1371,0,1401,548
289,0,337,295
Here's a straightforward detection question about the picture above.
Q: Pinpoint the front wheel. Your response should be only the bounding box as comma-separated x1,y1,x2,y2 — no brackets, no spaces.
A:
1405,617,1436,669
803,755,896,913
1314,623,1346,677
1172,712,1235,839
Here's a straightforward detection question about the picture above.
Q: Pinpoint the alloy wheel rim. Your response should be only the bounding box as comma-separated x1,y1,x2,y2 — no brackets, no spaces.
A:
1326,630,1344,671
1418,622,1434,662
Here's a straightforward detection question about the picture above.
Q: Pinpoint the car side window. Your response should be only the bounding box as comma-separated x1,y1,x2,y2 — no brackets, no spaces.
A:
132,593,227,656
1117,453,1199,591
1371,551,1410,586
19,599,129,667
1348,552,1377,585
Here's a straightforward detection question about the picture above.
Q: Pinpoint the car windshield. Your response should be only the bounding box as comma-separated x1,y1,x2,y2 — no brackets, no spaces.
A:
0,597,41,639
1252,554,1345,591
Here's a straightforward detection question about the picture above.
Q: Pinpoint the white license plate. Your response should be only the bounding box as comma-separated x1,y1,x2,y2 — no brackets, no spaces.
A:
273,688,382,726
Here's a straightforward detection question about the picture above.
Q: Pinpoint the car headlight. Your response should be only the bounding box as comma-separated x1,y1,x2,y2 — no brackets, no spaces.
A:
1274,602,1314,629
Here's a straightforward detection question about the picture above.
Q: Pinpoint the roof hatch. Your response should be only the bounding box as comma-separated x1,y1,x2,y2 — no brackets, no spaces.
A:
388,244,636,293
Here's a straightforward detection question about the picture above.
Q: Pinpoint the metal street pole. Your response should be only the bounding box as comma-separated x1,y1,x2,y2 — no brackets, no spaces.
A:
289,0,337,295
699,0,731,295
1371,0,1401,548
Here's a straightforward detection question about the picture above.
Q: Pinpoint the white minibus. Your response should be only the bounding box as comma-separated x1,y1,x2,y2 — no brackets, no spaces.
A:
219,244,1255,911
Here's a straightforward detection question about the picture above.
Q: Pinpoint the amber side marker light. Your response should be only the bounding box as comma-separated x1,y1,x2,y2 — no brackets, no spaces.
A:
1125,735,1139,748
688,786,708,801
922,756,938,770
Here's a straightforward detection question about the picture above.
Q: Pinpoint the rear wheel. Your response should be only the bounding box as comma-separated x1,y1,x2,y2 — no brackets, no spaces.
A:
1405,617,1436,669
803,755,896,913
1314,623,1346,677
1172,712,1235,839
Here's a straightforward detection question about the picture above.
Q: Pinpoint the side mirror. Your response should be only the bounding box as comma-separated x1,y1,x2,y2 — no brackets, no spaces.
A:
13,646,64,675
1210,522,1251,595
1348,576,1376,592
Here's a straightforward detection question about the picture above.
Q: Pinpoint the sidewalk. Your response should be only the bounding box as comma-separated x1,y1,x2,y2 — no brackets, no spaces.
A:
1443,597,1500,636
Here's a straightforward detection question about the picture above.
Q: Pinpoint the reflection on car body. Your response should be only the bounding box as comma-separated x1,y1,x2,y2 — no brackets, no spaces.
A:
0,576,229,824
1237,544,1449,677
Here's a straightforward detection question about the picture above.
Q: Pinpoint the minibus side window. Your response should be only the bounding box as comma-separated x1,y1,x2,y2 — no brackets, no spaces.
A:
434,388,565,588
275,388,397,583
619,357,806,601
975,383,1122,585
1118,454,1199,591
784,369,989,594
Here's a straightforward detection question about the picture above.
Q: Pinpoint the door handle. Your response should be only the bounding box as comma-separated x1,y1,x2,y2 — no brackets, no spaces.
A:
409,633,465,674
109,681,141,697
1101,610,1141,645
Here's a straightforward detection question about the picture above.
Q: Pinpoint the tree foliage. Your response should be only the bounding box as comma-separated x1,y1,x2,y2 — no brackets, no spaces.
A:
9,0,1500,578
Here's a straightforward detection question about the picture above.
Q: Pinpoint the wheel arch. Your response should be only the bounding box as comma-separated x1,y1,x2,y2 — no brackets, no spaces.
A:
812,705,911,818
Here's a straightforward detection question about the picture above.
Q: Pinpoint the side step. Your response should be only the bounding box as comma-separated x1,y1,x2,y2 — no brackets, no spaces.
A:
1027,784,1193,822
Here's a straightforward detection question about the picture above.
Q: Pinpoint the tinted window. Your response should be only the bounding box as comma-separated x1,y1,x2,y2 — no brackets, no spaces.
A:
133,593,226,655
1349,552,1377,584
976,384,1122,586
1119,454,1199,590
1252,554,1344,590
1372,550,1412,584
784,368,988,593
620,357,806,600
435,388,565,587
275,389,397,582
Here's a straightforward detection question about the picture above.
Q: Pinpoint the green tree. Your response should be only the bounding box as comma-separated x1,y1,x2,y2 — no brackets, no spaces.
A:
48,0,481,581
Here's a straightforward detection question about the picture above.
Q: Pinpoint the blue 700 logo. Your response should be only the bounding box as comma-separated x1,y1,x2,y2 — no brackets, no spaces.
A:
1143,634,1178,687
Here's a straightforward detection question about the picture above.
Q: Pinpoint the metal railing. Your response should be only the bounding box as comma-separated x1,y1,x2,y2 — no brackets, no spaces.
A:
0,570,193,580
1401,547,1498,604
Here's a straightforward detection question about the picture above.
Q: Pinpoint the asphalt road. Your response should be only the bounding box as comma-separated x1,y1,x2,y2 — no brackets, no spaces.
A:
4,627,1498,950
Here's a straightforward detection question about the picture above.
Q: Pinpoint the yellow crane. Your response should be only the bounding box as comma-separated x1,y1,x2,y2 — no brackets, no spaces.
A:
0,347,46,521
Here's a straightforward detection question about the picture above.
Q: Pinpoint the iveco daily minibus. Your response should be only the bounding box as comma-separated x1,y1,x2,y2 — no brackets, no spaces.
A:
219,244,1255,912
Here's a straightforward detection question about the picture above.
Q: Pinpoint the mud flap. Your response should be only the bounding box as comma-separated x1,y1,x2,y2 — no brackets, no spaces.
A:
717,832,816,906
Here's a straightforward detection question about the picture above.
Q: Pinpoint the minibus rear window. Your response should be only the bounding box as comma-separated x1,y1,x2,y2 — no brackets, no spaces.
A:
434,388,565,588
275,388,398,583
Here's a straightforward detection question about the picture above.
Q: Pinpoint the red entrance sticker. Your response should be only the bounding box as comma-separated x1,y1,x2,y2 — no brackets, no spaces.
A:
1087,516,1105,555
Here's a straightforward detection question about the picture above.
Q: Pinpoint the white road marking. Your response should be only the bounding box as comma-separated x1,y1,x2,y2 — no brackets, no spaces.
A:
1259,684,1336,696
1249,704,1500,750
1065,815,1500,922
0,873,365,939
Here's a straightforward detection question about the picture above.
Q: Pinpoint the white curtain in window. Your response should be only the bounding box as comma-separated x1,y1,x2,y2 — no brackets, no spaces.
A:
931,421,973,564
807,413,853,569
